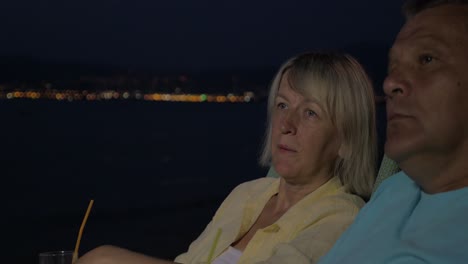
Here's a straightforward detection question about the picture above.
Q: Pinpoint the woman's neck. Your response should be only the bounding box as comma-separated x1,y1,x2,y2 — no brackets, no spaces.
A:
274,175,332,213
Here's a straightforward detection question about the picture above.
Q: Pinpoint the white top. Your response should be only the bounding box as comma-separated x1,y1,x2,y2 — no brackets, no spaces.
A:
211,246,242,264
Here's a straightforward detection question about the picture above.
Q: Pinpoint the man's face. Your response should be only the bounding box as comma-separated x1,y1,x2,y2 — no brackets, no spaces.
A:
383,5,468,167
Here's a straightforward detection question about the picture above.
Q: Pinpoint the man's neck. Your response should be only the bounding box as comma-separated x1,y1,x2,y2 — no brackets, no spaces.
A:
400,149,468,194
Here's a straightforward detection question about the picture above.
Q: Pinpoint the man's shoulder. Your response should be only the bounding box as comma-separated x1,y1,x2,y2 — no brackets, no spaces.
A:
371,171,416,200
352,171,419,219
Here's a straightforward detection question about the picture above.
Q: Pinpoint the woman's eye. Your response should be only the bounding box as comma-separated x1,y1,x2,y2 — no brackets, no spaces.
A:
419,54,433,65
306,110,317,117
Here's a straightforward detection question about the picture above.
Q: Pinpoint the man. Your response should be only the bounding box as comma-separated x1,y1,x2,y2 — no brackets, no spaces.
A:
318,0,468,263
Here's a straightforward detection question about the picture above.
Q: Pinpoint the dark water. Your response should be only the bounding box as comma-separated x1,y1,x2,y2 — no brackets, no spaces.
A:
3,100,268,263
2,100,386,264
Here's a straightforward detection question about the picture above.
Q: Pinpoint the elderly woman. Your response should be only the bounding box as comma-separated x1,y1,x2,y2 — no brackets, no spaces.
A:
77,51,377,264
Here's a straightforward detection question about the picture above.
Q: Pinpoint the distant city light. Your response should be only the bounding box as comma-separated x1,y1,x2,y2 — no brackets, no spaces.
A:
200,94,207,102
0,89,257,103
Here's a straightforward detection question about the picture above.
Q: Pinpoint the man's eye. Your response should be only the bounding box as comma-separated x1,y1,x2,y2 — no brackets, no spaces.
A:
277,102,287,109
419,54,433,65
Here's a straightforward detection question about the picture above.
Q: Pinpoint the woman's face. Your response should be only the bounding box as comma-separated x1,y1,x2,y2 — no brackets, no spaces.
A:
271,71,341,184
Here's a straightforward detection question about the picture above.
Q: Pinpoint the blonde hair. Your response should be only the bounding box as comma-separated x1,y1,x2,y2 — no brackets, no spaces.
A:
259,52,377,199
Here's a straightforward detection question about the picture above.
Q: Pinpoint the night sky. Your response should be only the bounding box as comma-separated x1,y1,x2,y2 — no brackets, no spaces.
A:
1,0,405,71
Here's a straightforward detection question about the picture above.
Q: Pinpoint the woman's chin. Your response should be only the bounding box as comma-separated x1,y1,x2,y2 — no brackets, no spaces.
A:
273,164,296,179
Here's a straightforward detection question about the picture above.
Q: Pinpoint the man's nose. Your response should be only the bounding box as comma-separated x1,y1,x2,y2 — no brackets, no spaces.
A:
383,69,409,100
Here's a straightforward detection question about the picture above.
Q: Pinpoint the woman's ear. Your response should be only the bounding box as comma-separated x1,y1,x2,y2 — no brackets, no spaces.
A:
338,142,348,159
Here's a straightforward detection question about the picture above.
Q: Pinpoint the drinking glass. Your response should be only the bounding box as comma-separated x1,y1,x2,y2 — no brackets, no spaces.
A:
39,251,74,264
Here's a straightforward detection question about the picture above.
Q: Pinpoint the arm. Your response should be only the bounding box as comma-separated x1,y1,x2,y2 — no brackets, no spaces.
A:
76,245,179,264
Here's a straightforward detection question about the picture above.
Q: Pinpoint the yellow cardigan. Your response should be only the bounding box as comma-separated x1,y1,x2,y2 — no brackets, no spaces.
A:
175,176,364,264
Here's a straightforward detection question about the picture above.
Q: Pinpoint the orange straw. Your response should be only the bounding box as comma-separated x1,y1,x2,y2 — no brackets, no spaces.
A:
73,199,94,263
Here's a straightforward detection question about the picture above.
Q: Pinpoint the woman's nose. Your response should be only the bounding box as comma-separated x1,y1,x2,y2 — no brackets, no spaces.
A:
280,114,297,135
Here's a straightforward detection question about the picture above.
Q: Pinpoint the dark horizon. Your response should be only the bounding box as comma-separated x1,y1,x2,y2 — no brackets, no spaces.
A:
0,41,392,97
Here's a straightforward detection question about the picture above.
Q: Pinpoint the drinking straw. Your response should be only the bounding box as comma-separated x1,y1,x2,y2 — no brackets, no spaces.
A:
206,228,222,264
73,199,94,263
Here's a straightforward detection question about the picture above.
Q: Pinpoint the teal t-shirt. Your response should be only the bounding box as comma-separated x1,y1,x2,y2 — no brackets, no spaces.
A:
318,171,468,264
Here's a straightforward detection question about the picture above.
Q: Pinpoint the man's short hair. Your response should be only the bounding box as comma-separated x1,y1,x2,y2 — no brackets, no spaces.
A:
403,0,468,18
